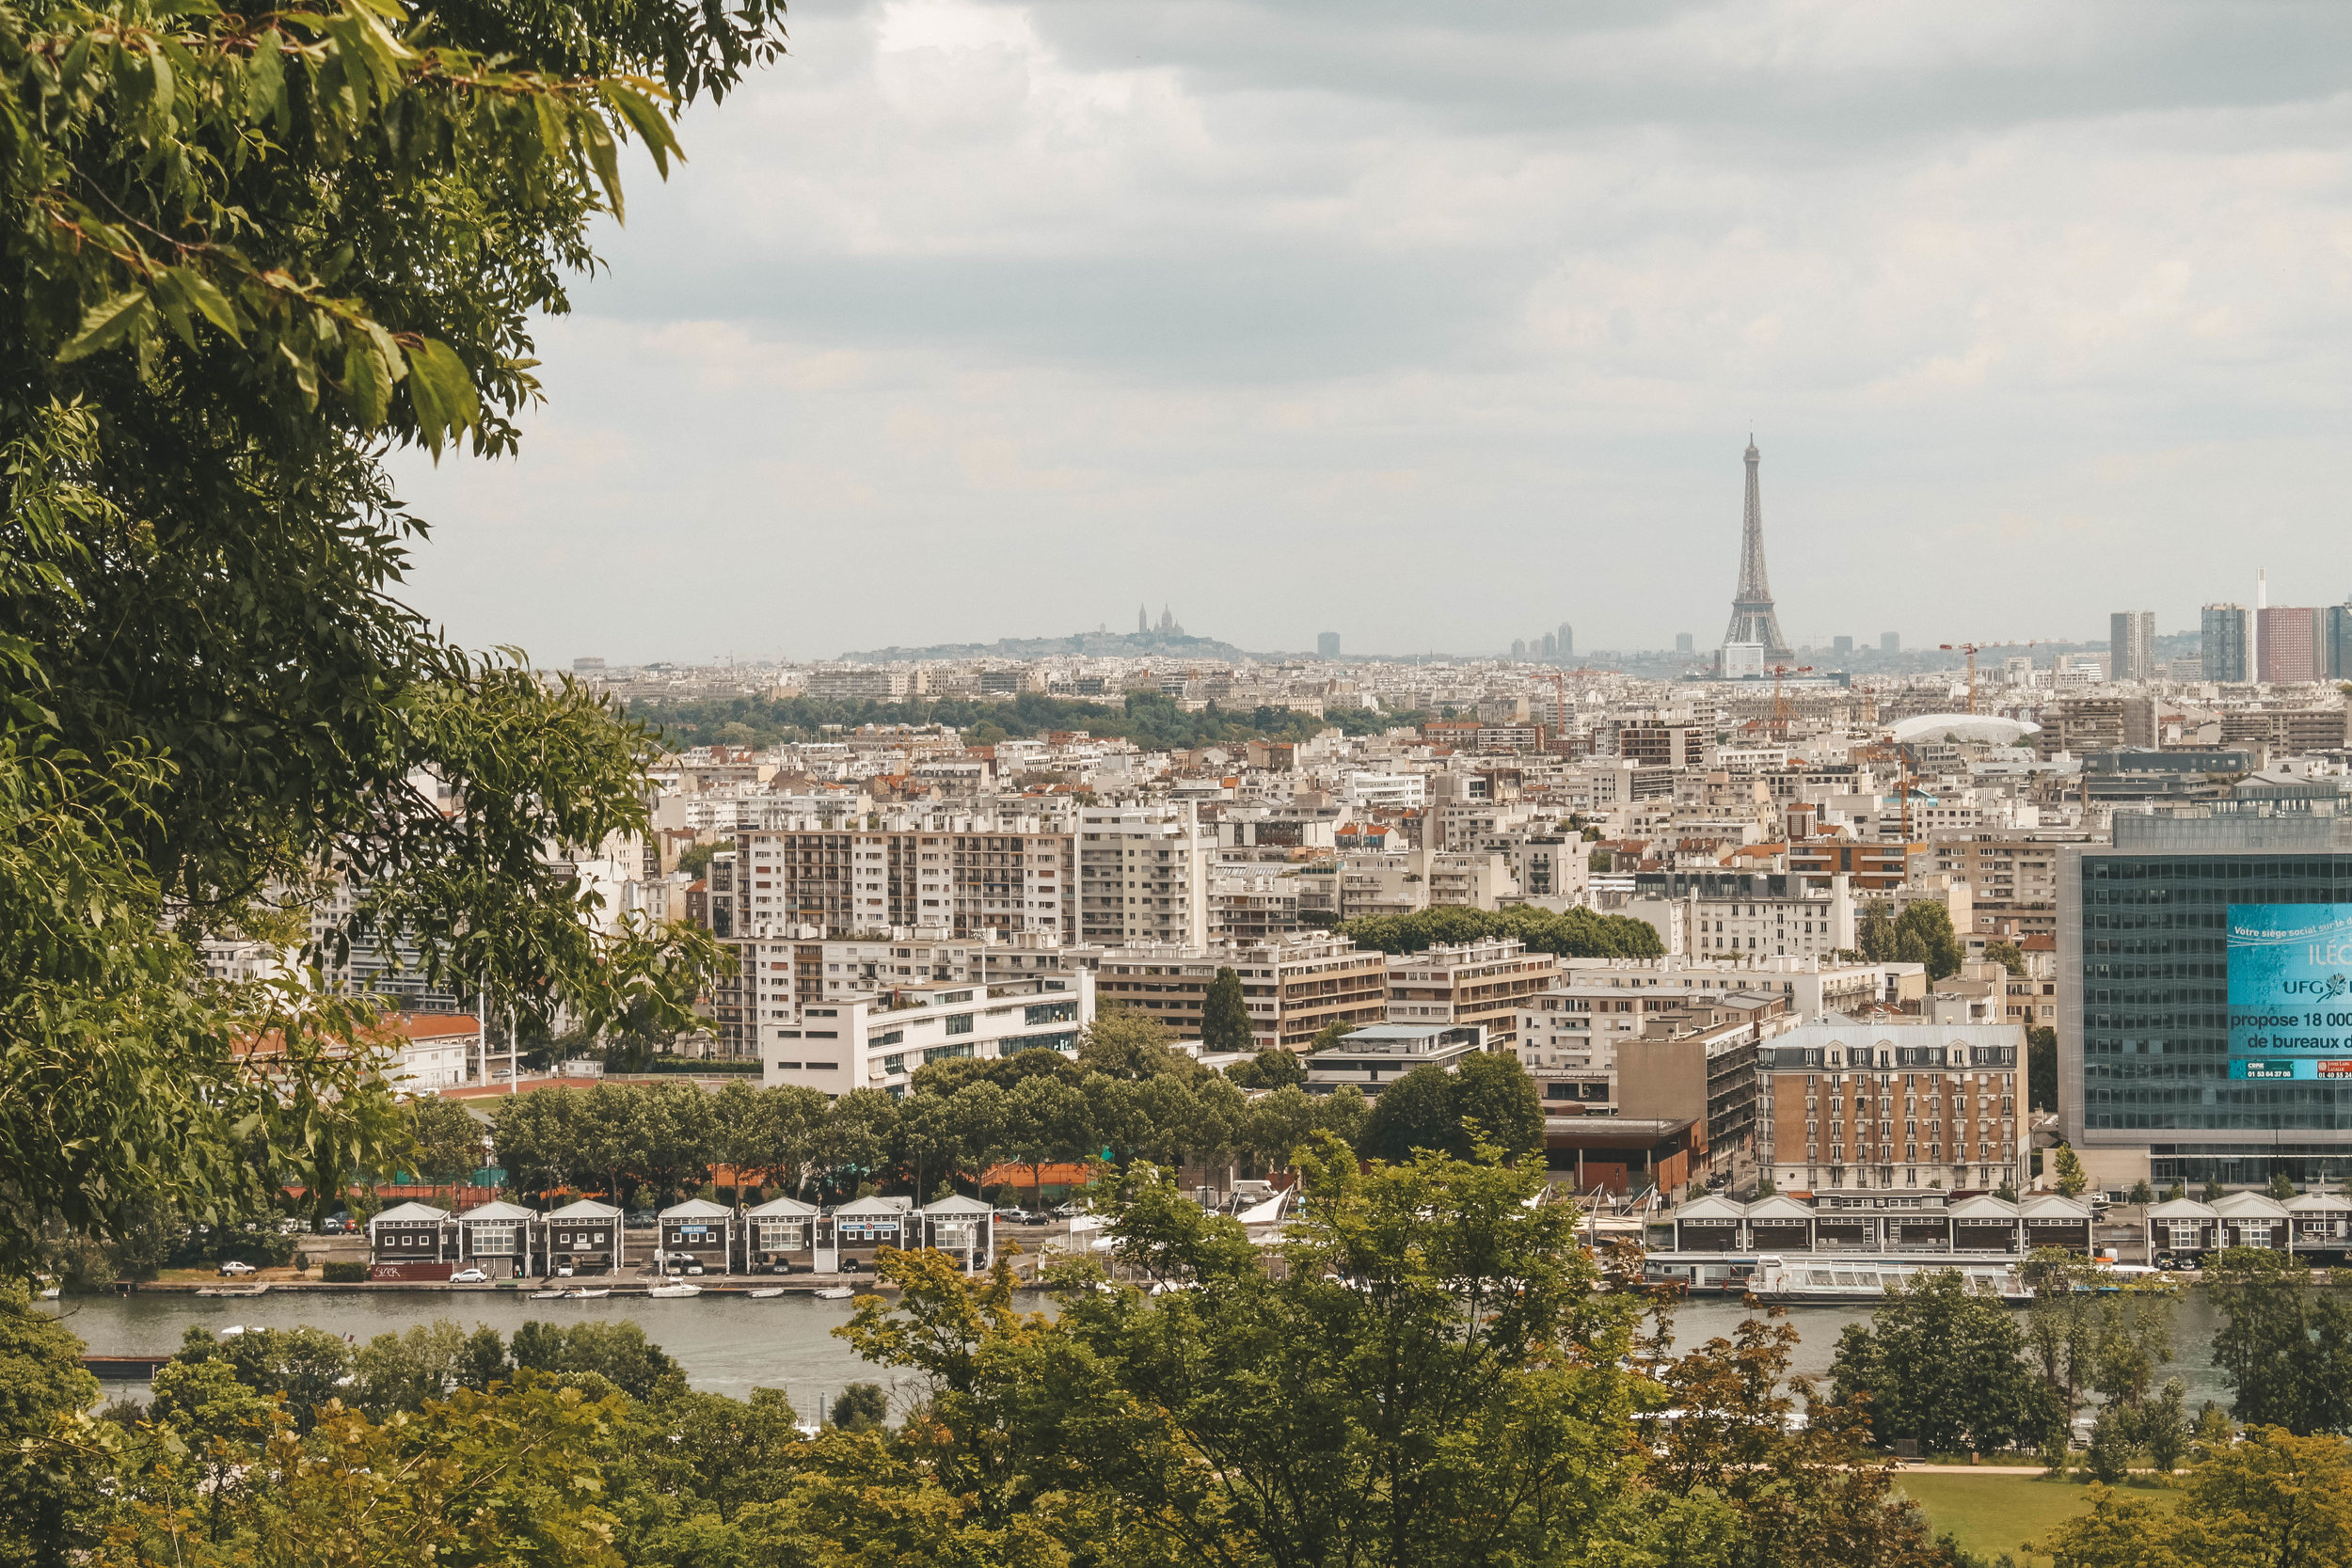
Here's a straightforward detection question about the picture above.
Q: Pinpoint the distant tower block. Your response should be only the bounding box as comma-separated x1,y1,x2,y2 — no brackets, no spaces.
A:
1721,436,1792,661
1317,631,1341,657
1558,623,1574,657
1137,604,1148,635
1675,633,1693,655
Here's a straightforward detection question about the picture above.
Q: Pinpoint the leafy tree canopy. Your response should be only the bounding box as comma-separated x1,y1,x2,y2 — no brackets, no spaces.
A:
640,689,1417,752
1341,902,1665,959
0,0,772,1270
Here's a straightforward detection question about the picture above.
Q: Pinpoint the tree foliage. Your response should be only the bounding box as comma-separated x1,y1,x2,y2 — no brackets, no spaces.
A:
0,0,776,1273
2204,1247,2352,1435
1342,902,1666,959
1829,1270,2053,1454
1359,1053,1545,1164
1200,965,1253,1053
1855,901,1965,980
642,689,1413,752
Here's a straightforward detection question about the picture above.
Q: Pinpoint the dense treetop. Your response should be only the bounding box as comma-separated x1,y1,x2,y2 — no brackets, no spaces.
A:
1341,902,1666,959
639,689,1418,753
0,0,772,1268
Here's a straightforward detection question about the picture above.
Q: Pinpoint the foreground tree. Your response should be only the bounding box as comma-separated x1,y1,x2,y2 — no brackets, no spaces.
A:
2040,1425,2352,1568
845,1140,1692,1566
1830,1270,2050,1454
0,0,778,1269
2205,1246,2352,1434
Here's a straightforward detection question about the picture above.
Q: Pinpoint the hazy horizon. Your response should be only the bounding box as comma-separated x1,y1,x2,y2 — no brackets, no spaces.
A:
391,2,2352,666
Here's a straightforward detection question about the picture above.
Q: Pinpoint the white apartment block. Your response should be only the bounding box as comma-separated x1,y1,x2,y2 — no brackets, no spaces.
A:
1627,874,1857,960
1077,804,1214,947
762,973,1093,1101
1517,958,1915,1073
1385,937,1558,1048
731,813,1076,944
804,666,923,701
1344,771,1427,810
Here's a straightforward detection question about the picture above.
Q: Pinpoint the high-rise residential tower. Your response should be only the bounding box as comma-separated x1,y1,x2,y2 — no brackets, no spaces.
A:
2201,604,2250,683
1721,437,1792,661
2108,610,2154,682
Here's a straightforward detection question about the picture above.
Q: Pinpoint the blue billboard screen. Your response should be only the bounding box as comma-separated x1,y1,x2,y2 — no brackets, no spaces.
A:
2227,904,2352,1081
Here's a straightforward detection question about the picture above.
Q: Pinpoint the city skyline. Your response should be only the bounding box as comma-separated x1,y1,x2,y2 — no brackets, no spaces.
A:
388,2,2352,664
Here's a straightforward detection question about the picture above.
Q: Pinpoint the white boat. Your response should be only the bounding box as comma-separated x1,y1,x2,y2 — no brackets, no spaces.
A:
746,1287,786,1299
530,1289,567,1300
565,1287,612,1300
1747,1255,2030,1306
645,1282,702,1299
812,1285,854,1300
196,1284,270,1298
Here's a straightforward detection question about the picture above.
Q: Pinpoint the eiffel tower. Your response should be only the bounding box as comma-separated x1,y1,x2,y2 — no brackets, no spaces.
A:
1722,436,1792,659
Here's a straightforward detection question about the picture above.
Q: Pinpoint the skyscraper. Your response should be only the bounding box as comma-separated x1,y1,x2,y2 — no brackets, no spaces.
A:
1558,623,1574,658
2200,604,2249,683
2258,606,2325,683
1721,437,1792,660
1317,631,1341,658
2107,610,2154,683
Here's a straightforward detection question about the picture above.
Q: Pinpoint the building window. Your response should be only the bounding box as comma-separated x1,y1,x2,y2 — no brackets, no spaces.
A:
946,1013,975,1036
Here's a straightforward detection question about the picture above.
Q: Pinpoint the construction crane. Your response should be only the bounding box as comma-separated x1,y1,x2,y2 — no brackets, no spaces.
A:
1769,664,1813,738
1938,642,1987,714
1938,640,2052,714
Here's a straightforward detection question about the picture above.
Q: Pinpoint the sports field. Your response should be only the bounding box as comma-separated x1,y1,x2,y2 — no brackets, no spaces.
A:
1895,1473,2178,1564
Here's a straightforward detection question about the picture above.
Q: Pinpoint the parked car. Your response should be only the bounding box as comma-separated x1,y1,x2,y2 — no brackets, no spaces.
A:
684,1261,705,1275
1050,1202,1088,1220
216,1259,257,1277
996,1208,1040,1225
555,1263,575,1277
449,1267,489,1284
626,1211,657,1228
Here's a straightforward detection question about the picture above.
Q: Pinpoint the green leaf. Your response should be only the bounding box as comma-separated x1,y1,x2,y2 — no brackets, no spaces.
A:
56,290,153,362
170,267,243,343
603,84,683,178
342,328,391,428
580,114,624,222
248,29,285,126
147,44,174,122
404,339,480,456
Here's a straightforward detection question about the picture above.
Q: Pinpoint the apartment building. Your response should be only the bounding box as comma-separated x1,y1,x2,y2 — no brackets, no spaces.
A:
762,973,1093,1101
1618,720,1708,768
1755,1016,2026,1195
1518,958,1912,1076
803,666,921,701
1077,804,1215,947
1208,865,1303,942
1385,938,1559,1048
1787,838,1915,891
2036,695,2156,757
731,812,1076,946
2216,705,2352,752
1629,871,1856,960
1072,933,1389,1053
1930,832,2083,943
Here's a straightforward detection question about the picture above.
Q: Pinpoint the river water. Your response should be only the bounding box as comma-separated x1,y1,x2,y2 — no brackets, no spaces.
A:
46,1287,2239,1417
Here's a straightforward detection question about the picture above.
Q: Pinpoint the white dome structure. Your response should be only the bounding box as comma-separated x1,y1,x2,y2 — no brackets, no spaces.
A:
1888,713,2041,747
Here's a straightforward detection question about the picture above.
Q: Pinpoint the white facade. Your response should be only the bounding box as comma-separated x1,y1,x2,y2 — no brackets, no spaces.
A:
762,972,1094,1100
1077,804,1214,947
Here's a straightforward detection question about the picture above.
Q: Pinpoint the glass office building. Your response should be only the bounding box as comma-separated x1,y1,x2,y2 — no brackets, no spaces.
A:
2061,784,2352,1192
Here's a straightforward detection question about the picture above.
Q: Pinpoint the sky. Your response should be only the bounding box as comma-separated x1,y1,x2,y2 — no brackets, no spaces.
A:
393,0,2352,664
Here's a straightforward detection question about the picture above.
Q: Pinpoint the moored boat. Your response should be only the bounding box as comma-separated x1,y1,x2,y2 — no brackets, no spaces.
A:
1747,1255,2030,1306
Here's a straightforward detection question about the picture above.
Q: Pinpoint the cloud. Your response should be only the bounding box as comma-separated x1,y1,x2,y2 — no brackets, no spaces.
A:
395,0,2352,661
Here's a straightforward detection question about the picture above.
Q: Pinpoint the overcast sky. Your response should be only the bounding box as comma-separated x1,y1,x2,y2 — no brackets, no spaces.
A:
394,0,2352,664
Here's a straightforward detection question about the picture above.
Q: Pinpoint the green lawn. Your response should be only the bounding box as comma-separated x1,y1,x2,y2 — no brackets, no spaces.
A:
1895,1473,2178,1564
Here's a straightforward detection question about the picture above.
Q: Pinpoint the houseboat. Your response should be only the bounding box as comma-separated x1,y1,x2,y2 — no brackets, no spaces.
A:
1747,1255,2032,1306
